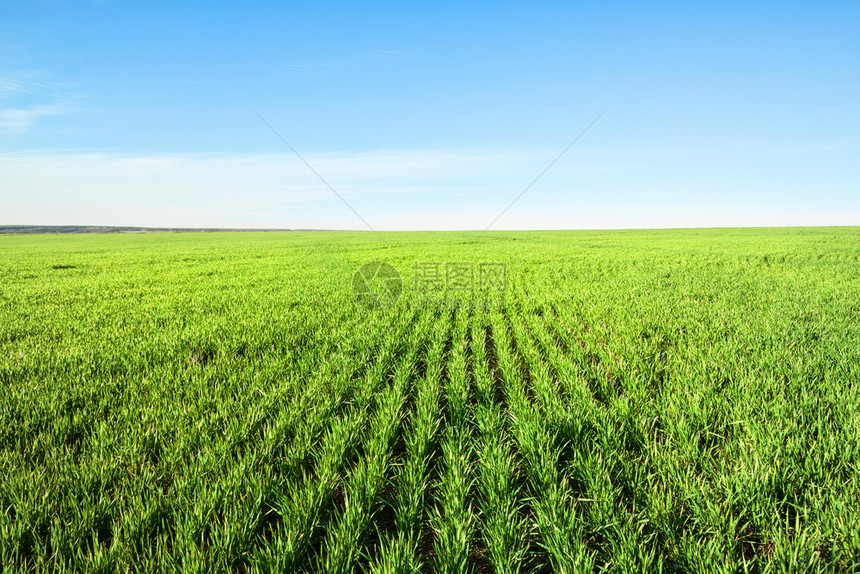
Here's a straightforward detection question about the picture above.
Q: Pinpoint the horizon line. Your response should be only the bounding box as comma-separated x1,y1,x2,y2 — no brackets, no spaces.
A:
1,223,858,235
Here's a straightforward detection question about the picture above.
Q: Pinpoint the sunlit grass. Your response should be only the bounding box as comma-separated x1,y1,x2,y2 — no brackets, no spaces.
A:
1,227,858,572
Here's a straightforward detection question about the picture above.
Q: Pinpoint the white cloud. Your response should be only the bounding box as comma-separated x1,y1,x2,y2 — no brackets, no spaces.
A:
0,102,69,133
0,149,554,228
0,72,80,133
0,77,32,98
0,146,857,230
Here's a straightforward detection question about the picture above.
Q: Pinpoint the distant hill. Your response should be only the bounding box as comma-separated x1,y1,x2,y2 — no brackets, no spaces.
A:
0,225,293,234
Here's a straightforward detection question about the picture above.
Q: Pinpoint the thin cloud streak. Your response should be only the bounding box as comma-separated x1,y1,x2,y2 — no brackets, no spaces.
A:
1,145,857,230
0,102,69,133
0,73,81,133
0,149,556,228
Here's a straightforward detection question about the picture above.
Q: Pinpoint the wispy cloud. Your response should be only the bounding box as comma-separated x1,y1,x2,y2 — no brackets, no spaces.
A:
1,144,857,230
0,73,79,133
0,148,576,228
0,77,33,98
0,102,70,133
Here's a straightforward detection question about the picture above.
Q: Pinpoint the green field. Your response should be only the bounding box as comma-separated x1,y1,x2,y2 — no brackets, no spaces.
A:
1,228,859,572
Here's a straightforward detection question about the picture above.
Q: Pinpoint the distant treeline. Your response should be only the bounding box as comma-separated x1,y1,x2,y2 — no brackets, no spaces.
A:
0,225,293,234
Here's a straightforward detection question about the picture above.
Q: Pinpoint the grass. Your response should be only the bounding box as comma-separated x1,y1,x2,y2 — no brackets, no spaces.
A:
1,227,859,572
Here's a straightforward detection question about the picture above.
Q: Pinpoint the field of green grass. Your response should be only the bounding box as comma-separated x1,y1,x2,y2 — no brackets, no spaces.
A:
1,228,859,573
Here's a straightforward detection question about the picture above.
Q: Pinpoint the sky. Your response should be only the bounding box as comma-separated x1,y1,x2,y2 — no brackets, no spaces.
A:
1,1,858,230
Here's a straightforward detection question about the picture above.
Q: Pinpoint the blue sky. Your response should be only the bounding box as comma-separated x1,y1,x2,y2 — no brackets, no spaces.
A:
1,1,858,230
